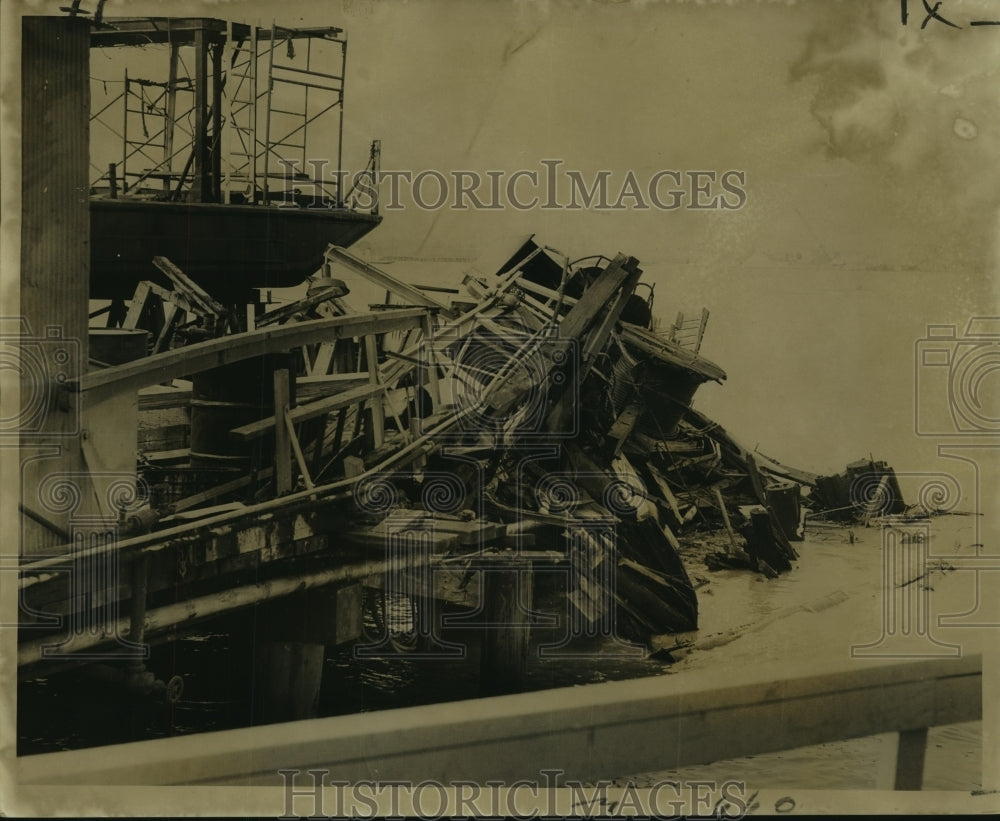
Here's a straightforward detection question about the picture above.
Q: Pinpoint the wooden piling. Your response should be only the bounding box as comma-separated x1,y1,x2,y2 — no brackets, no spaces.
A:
480,564,533,696
254,641,326,723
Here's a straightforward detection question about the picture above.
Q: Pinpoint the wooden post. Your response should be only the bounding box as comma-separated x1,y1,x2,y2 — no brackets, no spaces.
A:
128,554,148,653
894,727,928,790
365,334,384,448
125,553,150,689
254,641,326,723
480,563,533,696
273,368,293,495
421,313,441,407
713,486,739,555
19,17,95,552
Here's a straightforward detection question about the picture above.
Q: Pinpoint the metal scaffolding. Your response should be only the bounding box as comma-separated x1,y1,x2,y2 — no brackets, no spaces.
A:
89,18,368,209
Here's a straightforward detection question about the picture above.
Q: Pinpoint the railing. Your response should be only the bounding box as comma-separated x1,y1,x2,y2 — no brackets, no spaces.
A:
14,654,981,789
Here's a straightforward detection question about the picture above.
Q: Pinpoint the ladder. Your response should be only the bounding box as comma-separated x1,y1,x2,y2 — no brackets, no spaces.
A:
668,308,710,354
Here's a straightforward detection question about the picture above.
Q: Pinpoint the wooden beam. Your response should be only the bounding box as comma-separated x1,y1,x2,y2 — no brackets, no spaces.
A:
545,264,642,432
515,275,579,308
581,268,642,369
19,408,470,583
365,334,384,449
230,382,386,442
165,471,263,515
137,387,192,411
713,485,739,555
285,411,315,492
72,308,429,399
255,284,349,328
622,324,727,383
121,282,152,330
558,254,639,342
152,301,183,354
325,246,452,315
272,369,293,495
152,256,226,316
421,312,441,407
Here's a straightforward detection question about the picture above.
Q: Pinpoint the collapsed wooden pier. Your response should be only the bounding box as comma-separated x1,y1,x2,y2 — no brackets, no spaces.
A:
18,226,914,719
15,13,917,727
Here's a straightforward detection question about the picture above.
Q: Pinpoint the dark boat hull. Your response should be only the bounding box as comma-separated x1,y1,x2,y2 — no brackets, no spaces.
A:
90,199,382,302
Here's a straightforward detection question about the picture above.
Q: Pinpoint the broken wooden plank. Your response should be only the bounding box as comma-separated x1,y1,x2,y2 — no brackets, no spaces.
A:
622,325,727,384
285,411,315,492
646,462,685,525
138,386,192,410
152,255,227,317
712,485,739,555
255,283,349,328
122,282,153,330
325,246,453,316
558,254,639,342
607,403,641,457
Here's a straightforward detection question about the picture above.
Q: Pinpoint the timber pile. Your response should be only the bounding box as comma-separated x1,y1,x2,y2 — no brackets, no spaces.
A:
118,237,906,646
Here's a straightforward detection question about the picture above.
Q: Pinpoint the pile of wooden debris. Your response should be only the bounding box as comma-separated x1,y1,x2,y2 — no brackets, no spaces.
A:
94,237,907,649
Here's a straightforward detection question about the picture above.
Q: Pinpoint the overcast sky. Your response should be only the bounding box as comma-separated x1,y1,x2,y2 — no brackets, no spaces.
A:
26,0,1000,487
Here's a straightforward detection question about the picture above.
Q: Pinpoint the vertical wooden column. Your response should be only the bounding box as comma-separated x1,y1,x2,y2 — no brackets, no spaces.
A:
273,366,293,494
254,641,326,723
421,312,441,409
19,16,93,553
480,563,533,696
365,334,384,448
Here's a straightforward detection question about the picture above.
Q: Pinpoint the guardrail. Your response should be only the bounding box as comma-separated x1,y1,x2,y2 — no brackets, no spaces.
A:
14,653,981,790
